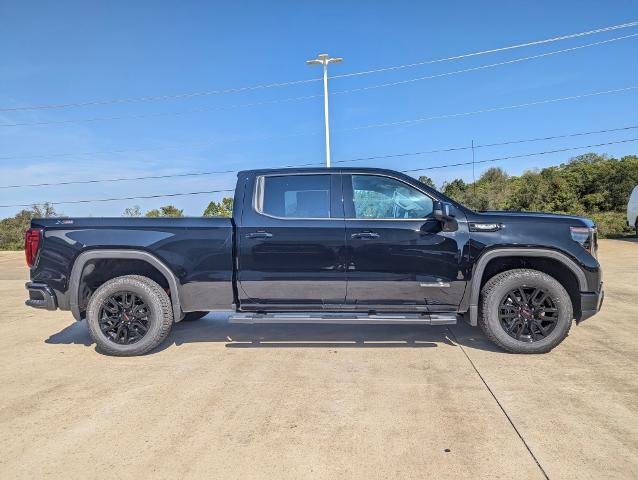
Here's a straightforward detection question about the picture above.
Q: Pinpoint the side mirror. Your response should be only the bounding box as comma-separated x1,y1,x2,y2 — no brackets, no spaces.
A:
433,201,454,221
433,201,458,232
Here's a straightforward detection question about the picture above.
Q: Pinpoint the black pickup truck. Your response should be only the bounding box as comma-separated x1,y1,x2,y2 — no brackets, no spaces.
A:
24,167,603,356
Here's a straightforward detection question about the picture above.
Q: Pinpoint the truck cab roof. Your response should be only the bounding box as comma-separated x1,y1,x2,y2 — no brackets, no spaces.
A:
238,167,416,177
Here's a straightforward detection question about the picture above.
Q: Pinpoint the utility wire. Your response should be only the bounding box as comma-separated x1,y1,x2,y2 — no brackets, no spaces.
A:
2,20,636,113
0,93,322,128
401,138,638,173
0,130,319,161
344,85,638,132
335,124,638,165
0,78,322,112
0,170,237,189
0,189,236,209
5,83,633,131
2,124,636,189
3,34,636,129
332,21,638,79
2,137,636,208
332,33,638,96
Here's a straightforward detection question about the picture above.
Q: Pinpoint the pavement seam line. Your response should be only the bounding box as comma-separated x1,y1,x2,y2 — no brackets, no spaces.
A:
447,327,550,480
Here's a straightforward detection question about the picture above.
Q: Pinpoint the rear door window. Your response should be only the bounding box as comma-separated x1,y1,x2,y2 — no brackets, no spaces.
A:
258,174,331,218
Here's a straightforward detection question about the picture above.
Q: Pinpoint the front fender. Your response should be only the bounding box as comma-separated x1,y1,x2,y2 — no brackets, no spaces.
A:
464,248,588,326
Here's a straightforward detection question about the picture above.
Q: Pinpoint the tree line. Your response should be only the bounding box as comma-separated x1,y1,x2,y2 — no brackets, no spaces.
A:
432,153,638,237
0,196,235,250
1,152,636,250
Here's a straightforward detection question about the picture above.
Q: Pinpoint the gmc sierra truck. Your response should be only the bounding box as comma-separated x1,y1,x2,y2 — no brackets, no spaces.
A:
24,167,604,356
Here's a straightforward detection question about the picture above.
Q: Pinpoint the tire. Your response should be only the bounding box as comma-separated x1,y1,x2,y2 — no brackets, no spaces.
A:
86,275,173,356
182,311,209,322
478,269,572,354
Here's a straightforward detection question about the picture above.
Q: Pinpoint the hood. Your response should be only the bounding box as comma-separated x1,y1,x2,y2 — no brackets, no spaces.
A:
476,210,595,227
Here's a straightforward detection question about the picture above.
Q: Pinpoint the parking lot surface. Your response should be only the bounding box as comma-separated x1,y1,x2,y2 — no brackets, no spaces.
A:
1,239,637,479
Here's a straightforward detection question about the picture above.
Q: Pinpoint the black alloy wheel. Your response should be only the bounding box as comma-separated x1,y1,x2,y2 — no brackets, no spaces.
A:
98,291,151,345
498,286,558,342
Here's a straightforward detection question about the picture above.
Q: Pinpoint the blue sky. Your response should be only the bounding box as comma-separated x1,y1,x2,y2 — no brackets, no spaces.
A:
1,0,637,217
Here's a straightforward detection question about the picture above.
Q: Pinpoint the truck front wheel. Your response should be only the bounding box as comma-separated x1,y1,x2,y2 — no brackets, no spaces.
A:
86,275,174,356
478,269,573,354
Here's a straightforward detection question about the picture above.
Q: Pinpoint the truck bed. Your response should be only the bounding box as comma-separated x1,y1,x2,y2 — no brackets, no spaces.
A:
30,217,235,315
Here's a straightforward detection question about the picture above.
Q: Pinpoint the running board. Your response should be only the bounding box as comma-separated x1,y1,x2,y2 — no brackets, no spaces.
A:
229,312,458,325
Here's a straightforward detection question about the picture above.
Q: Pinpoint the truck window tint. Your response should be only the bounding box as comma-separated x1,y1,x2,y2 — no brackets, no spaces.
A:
262,175,331,218
352,175,433,219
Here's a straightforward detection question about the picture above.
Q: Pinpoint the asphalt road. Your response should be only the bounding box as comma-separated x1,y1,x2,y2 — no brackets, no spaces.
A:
0,239,637,479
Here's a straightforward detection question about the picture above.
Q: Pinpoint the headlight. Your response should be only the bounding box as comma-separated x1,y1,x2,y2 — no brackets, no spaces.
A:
570,226,598,258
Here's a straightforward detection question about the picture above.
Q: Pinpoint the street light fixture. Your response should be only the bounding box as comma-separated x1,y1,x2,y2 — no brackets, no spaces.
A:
306,53,343,168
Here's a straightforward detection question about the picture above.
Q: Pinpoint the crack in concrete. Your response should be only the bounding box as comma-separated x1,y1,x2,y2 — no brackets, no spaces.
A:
448,327,550,480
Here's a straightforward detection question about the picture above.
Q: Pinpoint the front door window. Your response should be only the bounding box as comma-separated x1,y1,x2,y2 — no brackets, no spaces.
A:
351,175,433,219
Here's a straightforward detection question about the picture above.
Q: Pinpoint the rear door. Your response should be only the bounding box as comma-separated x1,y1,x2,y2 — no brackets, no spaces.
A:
343,173,467,312
237,172,347,309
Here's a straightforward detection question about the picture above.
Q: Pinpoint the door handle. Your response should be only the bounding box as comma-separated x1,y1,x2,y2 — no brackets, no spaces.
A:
246,231,273,239
351,232,380,240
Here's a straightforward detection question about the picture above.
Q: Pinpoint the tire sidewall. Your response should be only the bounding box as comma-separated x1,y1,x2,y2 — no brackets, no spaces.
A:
86,277,166,355
484,272,572,353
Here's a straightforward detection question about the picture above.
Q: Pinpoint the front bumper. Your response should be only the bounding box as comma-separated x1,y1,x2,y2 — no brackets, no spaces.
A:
25,282,57,310
578,282,604,323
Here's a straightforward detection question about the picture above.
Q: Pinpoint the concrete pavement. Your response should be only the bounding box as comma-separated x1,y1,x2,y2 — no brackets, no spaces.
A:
0,239,636,479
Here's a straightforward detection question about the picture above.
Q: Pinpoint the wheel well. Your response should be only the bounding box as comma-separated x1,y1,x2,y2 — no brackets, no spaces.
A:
78,258,171,314
479,256,582,318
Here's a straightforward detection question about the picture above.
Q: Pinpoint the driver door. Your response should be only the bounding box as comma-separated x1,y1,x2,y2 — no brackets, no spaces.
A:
343,173,466,311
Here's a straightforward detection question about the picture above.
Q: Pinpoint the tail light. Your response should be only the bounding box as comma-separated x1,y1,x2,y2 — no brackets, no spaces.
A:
25,228,42,267
570,226,598,258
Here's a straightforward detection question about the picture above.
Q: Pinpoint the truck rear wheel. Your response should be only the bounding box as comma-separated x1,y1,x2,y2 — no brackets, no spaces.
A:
86,275,173,356
478,269,572,354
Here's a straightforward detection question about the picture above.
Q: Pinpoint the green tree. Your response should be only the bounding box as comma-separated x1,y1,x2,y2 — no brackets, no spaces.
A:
0,203,59,250
438,153,638,236
145,205,184,217
418,175,436,189
442,179,468,204
31,203,57,218
122,205,142,217
470,168,511,211
203,197,233,217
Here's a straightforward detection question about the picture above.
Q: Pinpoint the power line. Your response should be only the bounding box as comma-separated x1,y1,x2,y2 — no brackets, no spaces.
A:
2,20,636,113
2,137,635,208
332,20,638,79
0,78,322,112
344,85,638,132
1,78,636,150
0,93,322,128
334,124,638,165
0,189,236,209
401,138,638,173
4,33,636,129
2,124,636,189
0,129,319,161
332,33,638,96
0,170,237,189
5,32,633,129
0,140,222,161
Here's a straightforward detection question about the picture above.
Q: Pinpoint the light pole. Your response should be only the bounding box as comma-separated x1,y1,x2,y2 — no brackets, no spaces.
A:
306,53,343,167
